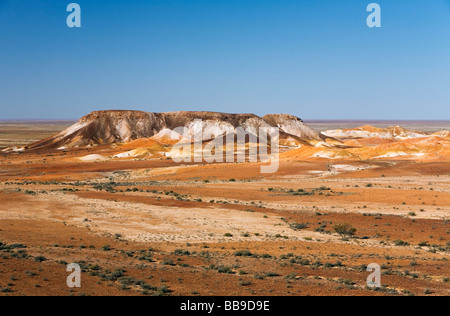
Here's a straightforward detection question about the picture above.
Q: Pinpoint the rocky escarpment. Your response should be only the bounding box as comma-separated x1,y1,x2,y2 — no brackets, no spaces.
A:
21,110,324,151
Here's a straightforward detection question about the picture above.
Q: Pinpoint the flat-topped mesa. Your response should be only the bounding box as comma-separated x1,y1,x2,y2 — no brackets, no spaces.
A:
23,110,323,151
161,111,262,129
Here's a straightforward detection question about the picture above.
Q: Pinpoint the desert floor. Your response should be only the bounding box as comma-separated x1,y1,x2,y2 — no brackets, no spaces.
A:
0,134,449,296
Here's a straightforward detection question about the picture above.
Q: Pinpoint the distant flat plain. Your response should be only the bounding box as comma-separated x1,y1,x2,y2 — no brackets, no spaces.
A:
0,121,75,148
0,120,449,148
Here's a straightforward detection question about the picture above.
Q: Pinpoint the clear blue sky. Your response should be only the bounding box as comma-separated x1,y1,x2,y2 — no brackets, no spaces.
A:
1,0,450,120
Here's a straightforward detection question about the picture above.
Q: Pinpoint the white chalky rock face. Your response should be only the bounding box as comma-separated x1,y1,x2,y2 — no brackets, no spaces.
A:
78,154,108,161
432,130,450,138
113,149,157,159
182,120,236,140
312,150,355,159
323,126,428,141
263,114,322,140
374,151,410,159
61,122,87,137
2,146,25,152
153,129,183,141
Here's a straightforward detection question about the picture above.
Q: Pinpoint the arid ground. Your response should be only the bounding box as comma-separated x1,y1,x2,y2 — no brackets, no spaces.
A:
0,120,449,296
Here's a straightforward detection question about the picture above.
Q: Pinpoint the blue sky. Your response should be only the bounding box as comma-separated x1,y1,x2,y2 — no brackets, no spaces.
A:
1,0,450,120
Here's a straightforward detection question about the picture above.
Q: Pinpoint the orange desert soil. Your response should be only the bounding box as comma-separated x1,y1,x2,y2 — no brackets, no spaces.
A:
0,147,449,297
